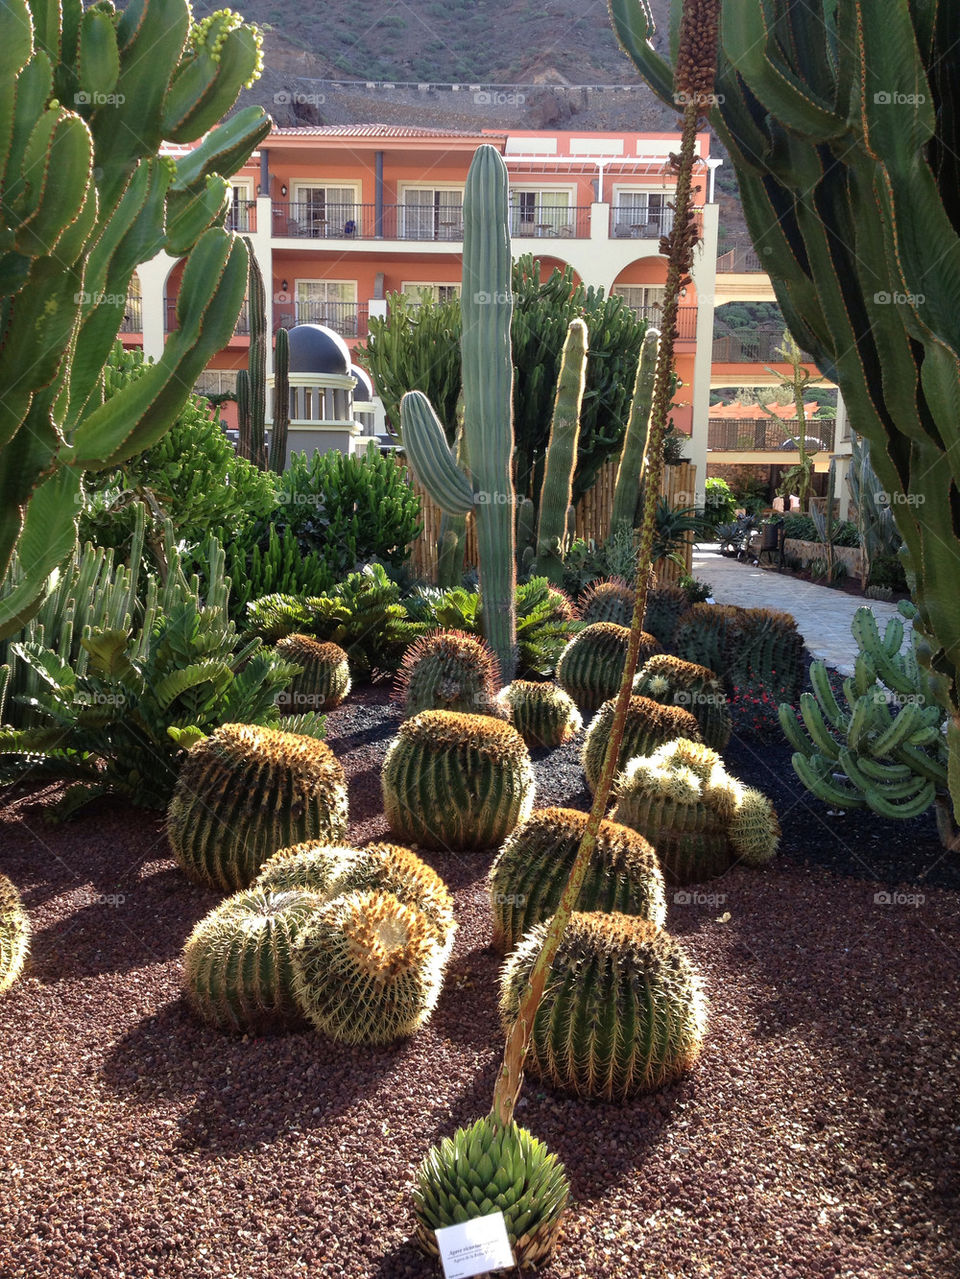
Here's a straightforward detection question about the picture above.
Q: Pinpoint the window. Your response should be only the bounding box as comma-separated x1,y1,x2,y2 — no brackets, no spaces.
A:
612,191,673,238
194,369,238,397
401,188,464,240
295,280,359,335
227,182,254,232
291,185,359,237
121,275,142,333
613,286,666,322
401,282,462,305
509,188,572,236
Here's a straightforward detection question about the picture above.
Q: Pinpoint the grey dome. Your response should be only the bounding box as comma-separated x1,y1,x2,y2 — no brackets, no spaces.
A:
287,324,352,376
350,363,374,401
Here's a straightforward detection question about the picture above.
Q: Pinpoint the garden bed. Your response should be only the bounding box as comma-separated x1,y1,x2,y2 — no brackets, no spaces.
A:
1,685,958,1278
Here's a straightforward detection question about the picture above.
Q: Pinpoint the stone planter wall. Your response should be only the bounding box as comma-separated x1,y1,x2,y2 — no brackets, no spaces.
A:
784,537,863,579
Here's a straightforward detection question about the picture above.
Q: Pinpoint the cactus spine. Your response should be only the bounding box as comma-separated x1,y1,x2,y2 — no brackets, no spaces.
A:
499,912,707,1100
582,694,701,793
580,577,637,627
400,146,518,679
268,327,291,473
534,319,588,584
489,807,666,954
0,874,30,995
394,630,502,720
557,622,661,714
642,584,690,648
495,680,582,748
633,653,732,751
275,635,351,712
610,327,661,533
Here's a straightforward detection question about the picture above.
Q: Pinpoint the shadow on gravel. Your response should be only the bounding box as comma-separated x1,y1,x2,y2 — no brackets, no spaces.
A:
431,948,503,1054
372,1238,443,1279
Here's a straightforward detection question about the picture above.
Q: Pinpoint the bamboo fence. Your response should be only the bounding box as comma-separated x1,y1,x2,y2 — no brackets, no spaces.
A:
407,460,697,585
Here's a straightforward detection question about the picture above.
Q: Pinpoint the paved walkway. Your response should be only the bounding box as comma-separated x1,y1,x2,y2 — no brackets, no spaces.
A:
689,546,909,674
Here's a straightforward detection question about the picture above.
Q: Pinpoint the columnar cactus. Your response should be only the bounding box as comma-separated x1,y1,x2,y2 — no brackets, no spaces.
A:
582,694,701,793
642,584,690,648
268,327,291,473
633,653,732,751
579,577,637,627
495,680,583,748
182,887,326,1032
413,1117,569,1268
291,890,448,1044
0,874,30,995
400,147,519,679
489,807,666,954
610,327,661,533
167,723,349,891
275,634,351,712
382,710,535,851
499,912,707,1100
0,0,270,637
394,630,502,720
557,622,662,713
256,840,456,956
534,319,588,584
238,245,267,468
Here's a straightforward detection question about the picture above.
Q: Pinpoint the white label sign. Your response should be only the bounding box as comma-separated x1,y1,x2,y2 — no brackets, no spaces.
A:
435,1211,515,1279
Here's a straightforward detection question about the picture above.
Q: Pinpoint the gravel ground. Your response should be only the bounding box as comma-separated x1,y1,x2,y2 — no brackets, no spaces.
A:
1,683,959,1279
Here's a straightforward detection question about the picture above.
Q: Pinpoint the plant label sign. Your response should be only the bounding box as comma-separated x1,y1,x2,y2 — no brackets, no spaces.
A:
435,1211,515,1278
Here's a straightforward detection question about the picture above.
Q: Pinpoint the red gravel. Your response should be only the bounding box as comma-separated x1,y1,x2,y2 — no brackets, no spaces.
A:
1,685,958,1278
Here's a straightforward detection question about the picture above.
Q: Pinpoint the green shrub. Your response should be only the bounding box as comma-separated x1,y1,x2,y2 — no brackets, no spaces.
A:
227,523,335,622
781,513,818,540
703,477,737,529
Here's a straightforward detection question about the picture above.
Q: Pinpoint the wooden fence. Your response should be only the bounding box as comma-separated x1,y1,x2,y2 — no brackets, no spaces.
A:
408,460,697,585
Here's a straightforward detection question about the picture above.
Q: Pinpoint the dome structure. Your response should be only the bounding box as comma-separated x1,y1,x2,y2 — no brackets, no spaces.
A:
287,324,352,376
350,363,374,402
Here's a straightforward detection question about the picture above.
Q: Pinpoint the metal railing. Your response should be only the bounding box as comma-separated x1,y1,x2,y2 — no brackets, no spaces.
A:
617,302,699,340
712,329,817,364
509,206,591,238
716,244,764,272
226,201,256,233
272,202,466,241
273,299,369,339
707,417,831,451
609,205,676,238
119,297,142,332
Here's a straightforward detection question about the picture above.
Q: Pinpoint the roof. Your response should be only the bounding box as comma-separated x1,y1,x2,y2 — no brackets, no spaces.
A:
710,401,819,420
271,124,506,140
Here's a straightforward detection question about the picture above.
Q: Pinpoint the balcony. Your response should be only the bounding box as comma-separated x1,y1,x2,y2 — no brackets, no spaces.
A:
609,206,676,239
165,298,250,336
273,299,369,340
618,303,698,340
226,201,257,233
120,297,142,333
708,418,832,452
271,203,465,241
716,243,763,272
712,329,816,364
509,207,591,238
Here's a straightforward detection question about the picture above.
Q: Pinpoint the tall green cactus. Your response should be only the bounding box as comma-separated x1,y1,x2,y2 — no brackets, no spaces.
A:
610,327,660,533
246,241,267,469
400,146,518,679
269,327,291,473
534,319,588,584
608,0,960,825
0,0,270,638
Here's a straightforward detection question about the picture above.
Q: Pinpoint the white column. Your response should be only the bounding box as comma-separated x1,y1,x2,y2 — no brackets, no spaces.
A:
687,202,719,504
590,202,609,243
137,252,172,363
252,197,274,378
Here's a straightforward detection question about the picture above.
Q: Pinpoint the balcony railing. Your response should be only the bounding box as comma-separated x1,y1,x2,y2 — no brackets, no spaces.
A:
609,206,676,239
226,201,256,233
273,299,369,339
712,329,817,364
272,202,467,241
509,207,591,238
120,297,142,332
716,244,764,272
708,418,831,452
166,298,250,336
617,303,698,340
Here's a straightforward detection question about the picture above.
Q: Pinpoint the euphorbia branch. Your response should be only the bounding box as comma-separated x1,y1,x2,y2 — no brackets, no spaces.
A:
490,0,721,1129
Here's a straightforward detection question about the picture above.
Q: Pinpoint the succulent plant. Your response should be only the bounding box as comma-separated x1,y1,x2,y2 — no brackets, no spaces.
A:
556,621,661,714
182,887,326,1033
582,694,701,793
633,653,732,751
489,807,666,954
672,604,744,679
382,710,535,851
642,583,691,648
413,1115,569,1268
579,577,637,627
495,680,583,748
275,634,351,712
534,318,588,585
291,890,448,1044
167,723,349,891
673,604,804,703
394,629,503,720
256,841,456,956
610,737,779,882
0,874,30,996
499,911,707,1101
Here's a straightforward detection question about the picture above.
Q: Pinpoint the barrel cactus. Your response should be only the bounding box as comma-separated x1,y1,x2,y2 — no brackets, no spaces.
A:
0,874,30,996
182,887,325,1033
642,584,691,649
557,622,661,713
489,807,666,954
579,577,637,627
633,653,732,751
727,784,781,867
275,634,351,712
413,1115,569,1268
499,911,707,1101
382,710,535,851
395,629,503,720
257,841,456,956
672,603,744,678
582,695,701,793
291,890,448,1044
495,680,583,748
167,723,349,891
